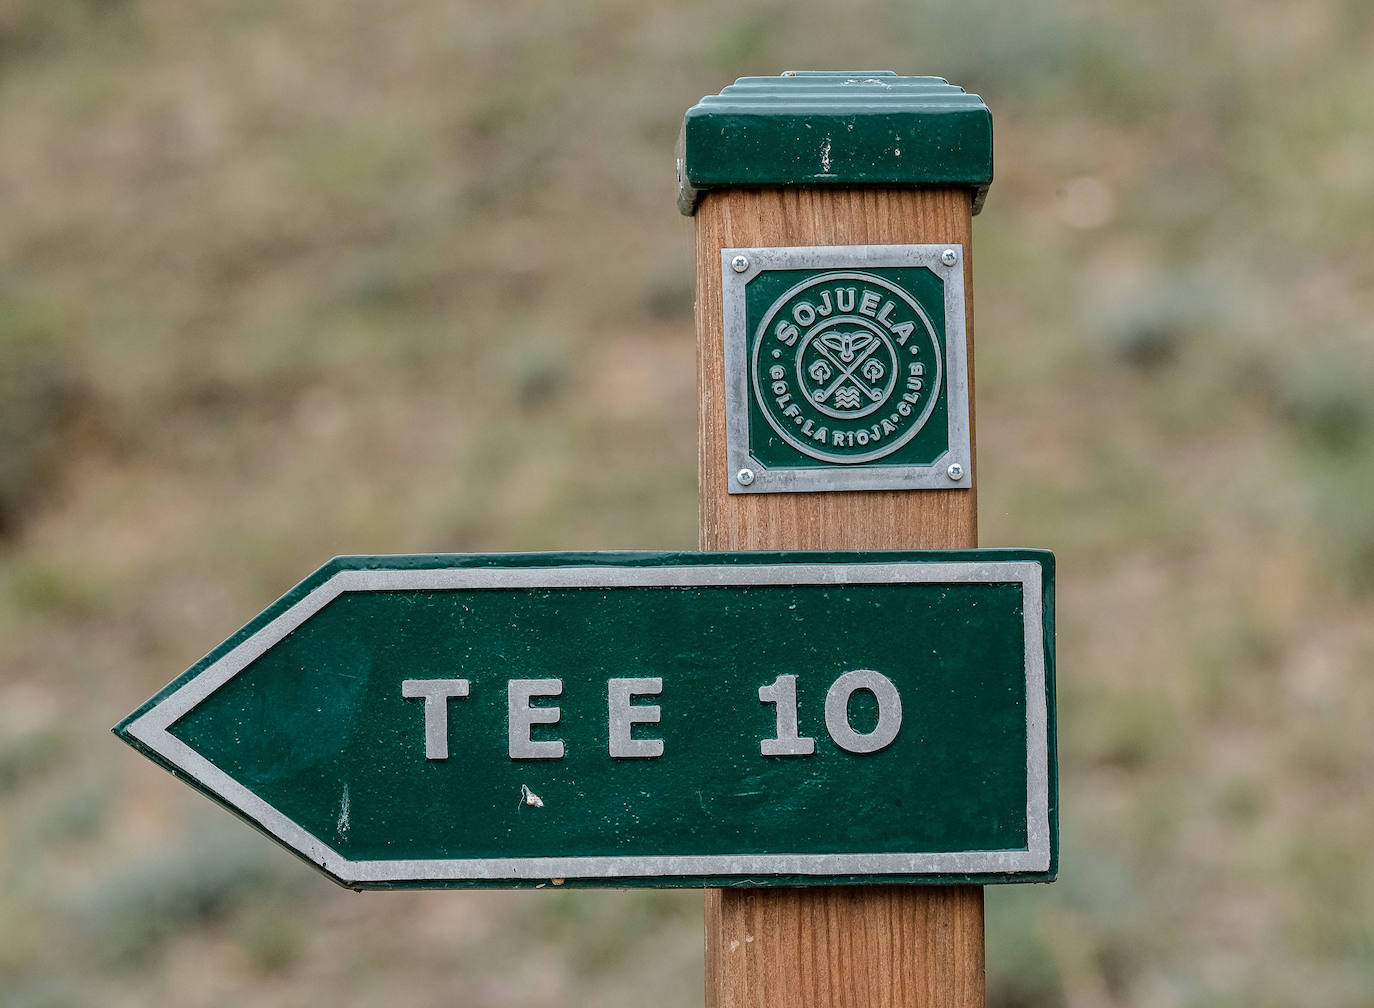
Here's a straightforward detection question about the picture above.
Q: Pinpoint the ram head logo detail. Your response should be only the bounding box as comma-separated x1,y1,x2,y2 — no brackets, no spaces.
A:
818,331,876,364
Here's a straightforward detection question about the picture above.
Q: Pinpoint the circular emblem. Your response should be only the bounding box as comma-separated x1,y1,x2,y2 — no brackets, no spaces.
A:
751,271,942,464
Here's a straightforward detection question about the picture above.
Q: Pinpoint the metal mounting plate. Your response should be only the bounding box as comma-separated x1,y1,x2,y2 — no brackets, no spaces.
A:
722,244,972,494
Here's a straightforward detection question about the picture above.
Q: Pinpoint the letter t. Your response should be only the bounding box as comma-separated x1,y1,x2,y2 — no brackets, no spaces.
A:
401,679,471,760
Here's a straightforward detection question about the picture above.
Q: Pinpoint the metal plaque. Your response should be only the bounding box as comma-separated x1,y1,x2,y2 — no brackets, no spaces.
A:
722,244,971,493
115,550,1056,889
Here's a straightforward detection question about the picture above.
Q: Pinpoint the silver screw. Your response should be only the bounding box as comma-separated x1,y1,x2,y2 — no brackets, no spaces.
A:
947,462,965,481
736,468,755,486
730,254,750,273
941,248,959,267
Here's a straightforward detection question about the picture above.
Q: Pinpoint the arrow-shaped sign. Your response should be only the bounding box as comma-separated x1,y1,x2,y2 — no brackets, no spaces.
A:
115,550,1057,889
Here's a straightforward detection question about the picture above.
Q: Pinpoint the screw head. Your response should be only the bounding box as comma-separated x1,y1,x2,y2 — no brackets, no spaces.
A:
941,249,959,267
736,468,755,486
730,254,750,273
947,462,965,481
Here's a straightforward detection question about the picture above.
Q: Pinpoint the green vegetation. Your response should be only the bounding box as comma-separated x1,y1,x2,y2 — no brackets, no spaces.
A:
1,0,1371,1004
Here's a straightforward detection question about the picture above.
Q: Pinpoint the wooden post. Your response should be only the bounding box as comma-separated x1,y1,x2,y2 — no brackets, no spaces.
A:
682,73,994,1008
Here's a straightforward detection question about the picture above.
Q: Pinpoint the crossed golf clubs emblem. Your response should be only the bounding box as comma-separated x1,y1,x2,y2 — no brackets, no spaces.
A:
806,330,888,408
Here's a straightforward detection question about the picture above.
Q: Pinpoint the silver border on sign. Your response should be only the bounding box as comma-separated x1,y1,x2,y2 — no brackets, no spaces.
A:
123,560,1049,885
722,244,972,493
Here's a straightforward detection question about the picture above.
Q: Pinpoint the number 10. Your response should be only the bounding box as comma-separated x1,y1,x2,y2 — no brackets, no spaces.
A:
758,670,903,756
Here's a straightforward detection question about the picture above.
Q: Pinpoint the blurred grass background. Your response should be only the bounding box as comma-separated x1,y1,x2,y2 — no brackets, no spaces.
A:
1,0,1372,1005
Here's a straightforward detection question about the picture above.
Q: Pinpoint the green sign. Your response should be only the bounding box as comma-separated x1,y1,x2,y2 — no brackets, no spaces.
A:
115,550,1056,889
723,245,972,494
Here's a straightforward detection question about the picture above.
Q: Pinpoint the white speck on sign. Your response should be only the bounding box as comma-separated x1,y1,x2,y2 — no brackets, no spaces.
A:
336,782,350,838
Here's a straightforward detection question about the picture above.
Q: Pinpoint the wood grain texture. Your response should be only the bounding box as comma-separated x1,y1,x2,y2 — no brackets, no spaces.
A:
695,186,985,1008
697,187,977,552
704,886,985,1008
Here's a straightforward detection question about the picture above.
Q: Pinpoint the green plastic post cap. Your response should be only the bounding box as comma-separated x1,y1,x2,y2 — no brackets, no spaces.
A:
678,71,993,216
